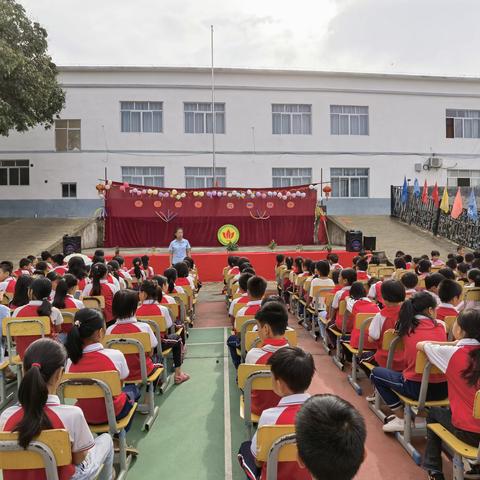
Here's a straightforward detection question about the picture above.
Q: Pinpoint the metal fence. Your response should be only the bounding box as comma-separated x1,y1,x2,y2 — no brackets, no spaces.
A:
390,185,480,249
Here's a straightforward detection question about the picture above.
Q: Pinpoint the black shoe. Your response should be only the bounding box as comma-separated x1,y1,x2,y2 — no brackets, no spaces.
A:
427,470,445,480
465,466,480,480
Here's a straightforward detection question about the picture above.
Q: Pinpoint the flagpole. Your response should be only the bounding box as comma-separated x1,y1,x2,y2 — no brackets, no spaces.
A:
210,25,216,187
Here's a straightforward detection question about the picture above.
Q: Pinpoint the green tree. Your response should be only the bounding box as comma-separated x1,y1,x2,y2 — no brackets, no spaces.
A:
0,0,65,136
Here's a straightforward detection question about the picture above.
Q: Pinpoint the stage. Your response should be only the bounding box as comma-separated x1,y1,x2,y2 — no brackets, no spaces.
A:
103,249,356,282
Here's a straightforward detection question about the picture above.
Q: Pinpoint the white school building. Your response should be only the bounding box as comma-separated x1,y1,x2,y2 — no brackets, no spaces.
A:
1,65,480,217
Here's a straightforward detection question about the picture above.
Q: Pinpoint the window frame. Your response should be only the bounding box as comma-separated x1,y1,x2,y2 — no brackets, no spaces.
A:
446,109,480,139
184,167,226,188
271,104,312,135
121,166,165,187
272,167,313,187
0,160,30,186
330,105,369,136
55,119,81,151
120,101,164,133
61,182,77,198
183,102,226,134
330,167,370,198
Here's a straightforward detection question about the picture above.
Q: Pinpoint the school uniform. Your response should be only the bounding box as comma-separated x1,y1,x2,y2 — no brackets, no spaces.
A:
127,268,147,283
436,302,458,321
176,276,195,289
238,393,312,480
432,259,445,267
423,339,480,473
332,286,351,330
142,265,155,279
161,294,177,305
0,277,16,293
228,293,249,317
118,269,132,281
356,270,370,281
368,304,404,370
58,295,85,333
53,265,68,276
105,274,120,291
82,280,118,324
245,338,289,416
330,262,343,271
426,290,441,305
66,343,130,424
77,277,89,292
13,269,31,278
237,300,262,318
348,298,380,348
12,301,63,358
106,317,158,381
368,281,384,305
371,315,448,409
228,266,240,276
0,394,113,480
405,288,417,297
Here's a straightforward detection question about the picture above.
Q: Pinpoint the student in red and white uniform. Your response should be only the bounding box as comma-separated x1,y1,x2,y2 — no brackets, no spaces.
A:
153,275,177,304
52,274,85,336
431,250,445,267
163,268,185,295
128,257,147,288
40,250,54,270
228,272,253,322
137,280,189,384
419,309,480,479
0,338,114,480
238,346,315,480
112,255,133,282
65,308,137,427
12,277,63,359
355,258,371,281
9,274,33,310
371,292,448,433
400,272,419,298
141,255,155,279
52,253,68,276
82,263,118,325
424,273,444,305
47,271,61,302
173,261,195,289
67,256,90,292
347,282,380,349
0,261,16,293
13,258,33,278
227,255,240,276
106,289,162,383
245,301,290,416
327,253,344,272
106,260,123,290
436,278,462,321
416,258,432,279
331,268,357,331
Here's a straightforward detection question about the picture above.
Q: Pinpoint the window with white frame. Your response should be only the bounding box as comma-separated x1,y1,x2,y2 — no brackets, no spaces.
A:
330,105,369,135
272,104,312,134
185,167,226,188
330,168,369,197
62,183,77,198
55,119,81,151
272,168,312,187
446,109,480,138
0,160,29,186
121,166,165,187
120,101,163,133
447,169,480,187
184,103,225,134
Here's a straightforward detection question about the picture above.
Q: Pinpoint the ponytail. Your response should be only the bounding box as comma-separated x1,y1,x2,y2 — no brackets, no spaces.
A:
65,309,105,364
90,263,107,296
396,291,437,337
164,268,177,294
132,257,142,281
15,338,66,449
29,277,52,317
52,274,78,309
152,275,166,302
107,260,120,281
141,255,149,270
140,280,159,301
67,257,87,280
457,310,480,386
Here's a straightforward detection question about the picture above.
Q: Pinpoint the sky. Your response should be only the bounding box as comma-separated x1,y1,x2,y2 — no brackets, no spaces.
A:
18,0,480,76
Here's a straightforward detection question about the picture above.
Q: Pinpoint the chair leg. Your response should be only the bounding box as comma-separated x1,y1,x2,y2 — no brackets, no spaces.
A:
348,355,362,395
115,429,133,480
395,406,422,465
142,382,159,431
332,336,344,370
368,388,388,423
452,453,465,480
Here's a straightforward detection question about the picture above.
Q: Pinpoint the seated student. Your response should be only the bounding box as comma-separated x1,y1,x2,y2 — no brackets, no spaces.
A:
296,394,367,480
141,255,155,279
53,274,85,334
416,259,432,279
163,268,186,295
419,310,480,480
308,260,335,309
446,258,458,272
401,272,419,297
173,261,195,289
424,273,445,304
229,272,253,322
327,253,343,271
227,255,240,276
347,282,380,349
331,268,357,331
107,260,125,289
238,347,315,480
153,275,177,305
282,256,294,299
137,280,189,384
404,254,413,270
13,258,33,278
40,250,54,269
293,256,304,275
371,292,448,433
92,249,105,265
113,255,133,282
436,279,462,321
26,255,37,273
465,252,475,267
46,271,61,301
392,257,407,278
367,280,406,371
12,277,63,358
0,261,16,293
355,258,371,281
51,253,67,276
227,276,268,369
9,274,33,309
0,338,114,480
457,262,470,284
245,301,289,416
68,256,90,292
431,250,445,267
106,289,161,383
65,308,137,427
128,257,147,287
183,257,201,291
457,245,466,257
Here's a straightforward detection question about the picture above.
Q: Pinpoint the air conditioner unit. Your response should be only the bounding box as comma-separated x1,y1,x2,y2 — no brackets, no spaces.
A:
414,163,422,172
426,156,443,169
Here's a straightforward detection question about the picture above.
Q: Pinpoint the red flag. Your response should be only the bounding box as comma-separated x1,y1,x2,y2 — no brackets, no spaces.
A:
432,182,439,208
421,179,428,204
451,188,463,219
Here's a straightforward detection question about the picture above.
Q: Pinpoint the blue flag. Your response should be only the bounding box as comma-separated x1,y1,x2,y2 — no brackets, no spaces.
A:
467,188,478,221
413,178,420,197
401,177,408,204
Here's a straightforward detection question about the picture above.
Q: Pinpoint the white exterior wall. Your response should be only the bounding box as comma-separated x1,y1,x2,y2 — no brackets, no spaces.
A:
1,66,480,216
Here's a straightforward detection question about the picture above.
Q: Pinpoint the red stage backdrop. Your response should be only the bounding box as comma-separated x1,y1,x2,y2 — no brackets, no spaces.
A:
104,182,324,248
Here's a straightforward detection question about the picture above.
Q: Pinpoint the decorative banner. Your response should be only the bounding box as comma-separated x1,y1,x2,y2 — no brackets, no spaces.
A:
217,224,240,245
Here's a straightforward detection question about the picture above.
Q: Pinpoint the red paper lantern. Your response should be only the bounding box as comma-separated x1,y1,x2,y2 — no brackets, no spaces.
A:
322,185,332,198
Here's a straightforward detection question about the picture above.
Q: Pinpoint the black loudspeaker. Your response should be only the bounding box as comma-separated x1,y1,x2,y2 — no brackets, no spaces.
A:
345,230,363,252
63,235,81,256
363,236,377,251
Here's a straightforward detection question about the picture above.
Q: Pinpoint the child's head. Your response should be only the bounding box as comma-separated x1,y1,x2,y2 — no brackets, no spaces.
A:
29,277,53,319
152,275,168,299
381,280,406,305
139,280,160,302
465,252,475,264
315,260,330,277
356,258,368,272
113,255,125,267
296,394,366,480
294,257,304,273
163,268,178,293
404,254,412,264
285,256,294,269
468,268,480,287
227,255,239,268
183,257,194,270
395,250,405,258
267,346,315,397
331,269,341,285
401,272,418,290
416,259,432,274
457,262,470,277
349,282,366,300
446,258,458,271
0,262,12,281
52,253,64,267
40,250,52,262
394,257,407,270
52,274,78,309
68,256,87,280
141,255,150,269
65,308,106,363
238,272,253,293
303,259,314,275
276,254,285,266
431,250,440,260
438,279,463,306
239,262,253,273
340,268,357,287
112,289,139,319
247,275,267,300
397,292,437,337
328,253,339,264
11,274,33,307
424,273,445,293
438,267,456,280
19,257,32,270
17,338,67,448
261,295,285,307
173,262,189,279
457,245,465,256
255,301,288,341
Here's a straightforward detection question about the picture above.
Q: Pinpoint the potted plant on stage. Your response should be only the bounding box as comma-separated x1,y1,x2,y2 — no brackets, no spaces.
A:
268,240,277,251
226,242,239,252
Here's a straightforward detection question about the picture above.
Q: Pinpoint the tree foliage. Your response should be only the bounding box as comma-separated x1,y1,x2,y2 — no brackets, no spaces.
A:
0,0,65,136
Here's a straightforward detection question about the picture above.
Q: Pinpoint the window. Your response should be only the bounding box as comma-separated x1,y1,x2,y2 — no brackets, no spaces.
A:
55,120,81,151
272,104,312,135
272,168,312,187
62,183,77,198
446,109,480,138
447,169,480,187
184,103,225,134
330,168,369,197
121,166,165,187
330,105,369,135
185,167,226,188
120,102,163,133
0,160,29,186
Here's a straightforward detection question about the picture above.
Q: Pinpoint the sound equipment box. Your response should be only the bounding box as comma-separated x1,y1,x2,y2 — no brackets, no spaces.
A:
363,236,377,251
345,230,363,252
63,235,82,256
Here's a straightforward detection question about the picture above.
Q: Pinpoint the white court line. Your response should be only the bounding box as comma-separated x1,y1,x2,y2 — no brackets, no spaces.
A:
223,327,233,480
